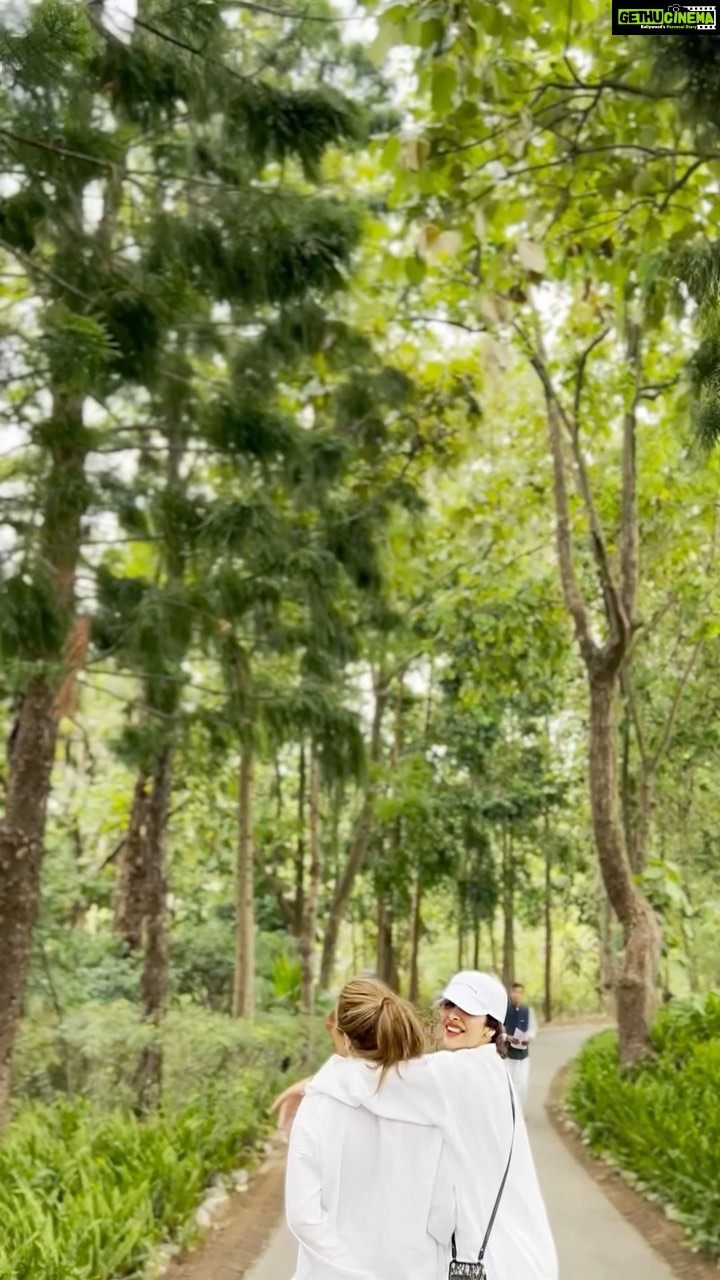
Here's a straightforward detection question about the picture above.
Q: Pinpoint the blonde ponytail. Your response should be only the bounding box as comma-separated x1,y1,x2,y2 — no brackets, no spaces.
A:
336,978,426,1082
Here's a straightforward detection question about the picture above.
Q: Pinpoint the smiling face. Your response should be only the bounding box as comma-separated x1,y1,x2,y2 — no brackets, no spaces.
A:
439,1000,491,1050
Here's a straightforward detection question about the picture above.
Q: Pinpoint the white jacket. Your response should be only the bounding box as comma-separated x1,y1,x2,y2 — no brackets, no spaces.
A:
297,1046,558,1280
286,1055,455,1280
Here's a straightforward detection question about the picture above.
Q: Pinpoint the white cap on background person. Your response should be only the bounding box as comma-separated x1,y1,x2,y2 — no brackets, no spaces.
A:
440,970,508,1023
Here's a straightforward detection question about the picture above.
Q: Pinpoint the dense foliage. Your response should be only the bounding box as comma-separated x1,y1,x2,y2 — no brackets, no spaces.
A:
568,997,720,1256
2,1009,325,1280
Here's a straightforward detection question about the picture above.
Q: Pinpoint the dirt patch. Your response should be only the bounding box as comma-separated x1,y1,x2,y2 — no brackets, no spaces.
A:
167,1151,287,1280
546,1065,719,1280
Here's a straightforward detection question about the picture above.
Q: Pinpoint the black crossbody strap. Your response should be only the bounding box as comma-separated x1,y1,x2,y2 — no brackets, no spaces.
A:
478,1074,516,1261
450,1073,517,1264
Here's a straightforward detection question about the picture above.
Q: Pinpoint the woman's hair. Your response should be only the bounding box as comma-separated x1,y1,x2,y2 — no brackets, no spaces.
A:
335,977,427,1081
486,1014,508,1059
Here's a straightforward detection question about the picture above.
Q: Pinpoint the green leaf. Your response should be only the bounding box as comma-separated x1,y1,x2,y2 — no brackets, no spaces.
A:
420,18,445,48
381,135,401,172
405,254,427,285
431,66,457,116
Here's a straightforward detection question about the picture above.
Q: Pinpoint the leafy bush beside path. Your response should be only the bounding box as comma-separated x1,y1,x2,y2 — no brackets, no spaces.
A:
568,993,720,1257
1,1007,325,1280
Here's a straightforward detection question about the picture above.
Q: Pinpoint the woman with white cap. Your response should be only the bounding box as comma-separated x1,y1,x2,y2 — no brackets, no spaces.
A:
279,970,557,1280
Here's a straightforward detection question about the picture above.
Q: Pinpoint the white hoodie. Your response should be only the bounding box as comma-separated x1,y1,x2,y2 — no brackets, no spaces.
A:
286,1055,455,1280
297,1045,558,1280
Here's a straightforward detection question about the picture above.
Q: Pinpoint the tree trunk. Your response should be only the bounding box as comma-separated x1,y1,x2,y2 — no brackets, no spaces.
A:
489,918,498,973
135,746,173,1113
0,678,58,1128
233,745,255,1019
633,771,653,875
589,676,660,1064
376,900,398,989
501,828,515,989
620,700,636,871
538,337,660,1064
389,934,399,992
319,682,387,990
544,816,552,1023
409,663,432,1000
473,917,481,970
409,874,422,1003
620,695,653,876
376,898,388,980
134,372,189,1110
300,746,321,1015
294,742,306,936
598,883,616,1008
114,771,149,950
456,844,467,971
328,781,344,888
0,389,86,1130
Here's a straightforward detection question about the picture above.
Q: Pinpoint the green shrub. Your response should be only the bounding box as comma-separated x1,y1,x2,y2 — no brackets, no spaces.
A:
0,1083,261,1280
29,918,304,1017
568,997,720,1257
2,1005,328,1280
651,990,720,1064
12,1001,323,1108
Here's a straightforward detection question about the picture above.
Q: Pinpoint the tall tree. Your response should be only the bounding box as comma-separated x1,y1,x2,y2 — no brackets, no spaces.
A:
0,0,366,1110
361,0,720,1060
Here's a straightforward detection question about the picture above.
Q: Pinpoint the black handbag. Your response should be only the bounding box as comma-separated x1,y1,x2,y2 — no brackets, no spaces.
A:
448,1074,517,1280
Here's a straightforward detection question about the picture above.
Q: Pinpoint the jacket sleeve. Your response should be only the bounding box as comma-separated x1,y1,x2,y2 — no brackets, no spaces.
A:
426,1138,457,1247
356,1048,499,1129
285,1097,374,1279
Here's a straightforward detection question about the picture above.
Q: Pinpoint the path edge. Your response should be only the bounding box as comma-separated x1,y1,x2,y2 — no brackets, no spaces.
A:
545,1061,719,1280
166,1148,287,1280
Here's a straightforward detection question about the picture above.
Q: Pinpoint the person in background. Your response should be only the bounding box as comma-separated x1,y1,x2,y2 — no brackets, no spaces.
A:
504,981,537,1109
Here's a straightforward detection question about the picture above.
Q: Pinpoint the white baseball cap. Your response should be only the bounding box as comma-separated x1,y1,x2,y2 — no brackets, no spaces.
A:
440,971,508,1023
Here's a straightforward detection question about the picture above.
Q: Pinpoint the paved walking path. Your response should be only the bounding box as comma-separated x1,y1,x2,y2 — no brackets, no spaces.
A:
248,1027,676,1280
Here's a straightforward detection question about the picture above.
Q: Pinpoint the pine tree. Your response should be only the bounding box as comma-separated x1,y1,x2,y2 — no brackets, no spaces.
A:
0,0,367,1119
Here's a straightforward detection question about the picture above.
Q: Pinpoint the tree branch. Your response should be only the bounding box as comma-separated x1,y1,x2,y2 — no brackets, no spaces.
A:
406,314,486,334
217,0,358,18
535,77,681,101
620,666,648,767
254,849,295,930
658,159,705,212
0,129,115,171
566,372,628,649
573,327,610,419
518,324,596,664
650,639,703,773
528,322,627,655
638,377,680,400
88,835,127,876
620,322,642,630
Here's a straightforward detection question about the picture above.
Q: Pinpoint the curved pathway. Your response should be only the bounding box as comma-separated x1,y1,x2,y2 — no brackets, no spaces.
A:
248,1026,676,1280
